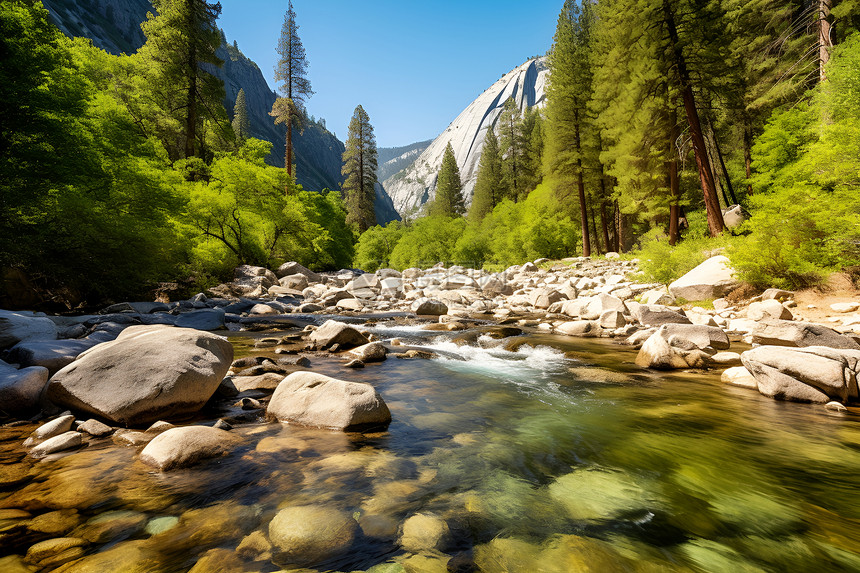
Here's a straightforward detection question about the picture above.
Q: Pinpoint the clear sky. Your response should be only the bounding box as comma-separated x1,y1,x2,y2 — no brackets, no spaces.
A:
217,1,562,148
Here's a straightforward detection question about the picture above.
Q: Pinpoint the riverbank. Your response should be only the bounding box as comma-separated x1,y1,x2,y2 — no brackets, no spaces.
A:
1,256,860,571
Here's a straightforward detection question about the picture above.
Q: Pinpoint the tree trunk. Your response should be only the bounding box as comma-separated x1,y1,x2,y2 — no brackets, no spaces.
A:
668,112,680,245
589,205,601,254
600,201,611,254
743,125,753,196
820,0,832,82
613,201,621,253
662,0,725,236
712,128,738,205
574,110,591,257
286,114,293,181
184,0,197,159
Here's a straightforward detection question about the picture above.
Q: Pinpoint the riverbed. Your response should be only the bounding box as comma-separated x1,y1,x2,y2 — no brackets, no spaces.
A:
2,320,860,572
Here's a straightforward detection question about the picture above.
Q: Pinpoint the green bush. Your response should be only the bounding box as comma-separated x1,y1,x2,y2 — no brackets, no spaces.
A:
632,220,729,285
354,221,404,271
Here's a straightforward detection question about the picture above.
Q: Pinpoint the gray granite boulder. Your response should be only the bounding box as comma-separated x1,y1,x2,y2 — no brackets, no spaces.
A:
741,346,860,403
635,324,730,370
46,325,233,426
0,310,57,350
751,320,860,350
268,505,358,566
267,372,391,430
668,255,739,301
308,320,368,350
0,363,49,413
411,298,448,316
174,308,225,331
5,339,101,375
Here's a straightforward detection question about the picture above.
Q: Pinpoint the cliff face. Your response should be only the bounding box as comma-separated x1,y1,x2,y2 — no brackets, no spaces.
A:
377,140,432,183
382,58,548,218
41,0,348,195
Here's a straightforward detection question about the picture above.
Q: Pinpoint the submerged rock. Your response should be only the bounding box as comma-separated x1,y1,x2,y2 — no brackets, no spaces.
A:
268,505,358,566
267,372,391,431
399,512,451,553
548,468,657,521
46,325,233,426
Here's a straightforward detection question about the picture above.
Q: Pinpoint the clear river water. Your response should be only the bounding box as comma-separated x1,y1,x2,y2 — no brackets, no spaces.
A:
2,320,860,572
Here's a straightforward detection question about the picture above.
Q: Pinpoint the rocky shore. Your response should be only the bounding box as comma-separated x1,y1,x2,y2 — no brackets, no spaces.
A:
0,255,859,570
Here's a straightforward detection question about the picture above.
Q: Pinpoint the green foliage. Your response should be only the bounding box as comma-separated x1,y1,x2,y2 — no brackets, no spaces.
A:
431,143,464,217
389,216,467,269
232,88,251,143
469,128,503,221
354,222,405,271
342,105,378,233
632,224,726,285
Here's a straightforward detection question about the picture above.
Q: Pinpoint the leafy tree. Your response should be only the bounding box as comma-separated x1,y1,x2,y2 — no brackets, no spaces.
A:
272,0,312,178
342,105,378,233
355,222,404,271
469,128,503,221
431,143,465,217
232,88,250,143
138,0,227,161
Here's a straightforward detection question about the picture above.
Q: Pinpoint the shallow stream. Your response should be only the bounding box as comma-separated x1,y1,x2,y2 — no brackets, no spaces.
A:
2,320,860,572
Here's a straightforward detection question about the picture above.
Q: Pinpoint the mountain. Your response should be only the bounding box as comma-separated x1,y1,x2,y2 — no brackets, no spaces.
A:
40,0,347,195
377,140,432,183
383,58,549,218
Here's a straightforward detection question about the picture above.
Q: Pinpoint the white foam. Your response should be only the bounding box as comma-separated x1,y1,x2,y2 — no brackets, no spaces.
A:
423,339,570,384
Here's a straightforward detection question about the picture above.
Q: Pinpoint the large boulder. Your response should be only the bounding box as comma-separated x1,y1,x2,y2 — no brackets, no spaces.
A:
234,264,278,285
268,505,358,566
635,324,729,370
0,310,57,350
139,426,243,471
308,320,368,350
741,346,860,403
747,300,793,321
529,288,565,310
267,372,391,431
411,298,448,316
628,303,691,327
750,320,860,350
668,255,739,302
174,309,225,331
275,261,321,282
45,325,233,426
0,363,49,413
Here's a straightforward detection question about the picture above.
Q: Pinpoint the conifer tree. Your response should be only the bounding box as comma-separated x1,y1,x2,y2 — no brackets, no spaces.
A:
232,88,250,143
432,143,465,217
139,0,225,160
545,0,595,256
498,97,527,201
342,105,377,232
522,107,544,194
272,0,312,179
469,129,503,221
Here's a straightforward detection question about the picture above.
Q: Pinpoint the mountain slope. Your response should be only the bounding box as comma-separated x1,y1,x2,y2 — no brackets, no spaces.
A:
377,140,432,183
383,58,548,218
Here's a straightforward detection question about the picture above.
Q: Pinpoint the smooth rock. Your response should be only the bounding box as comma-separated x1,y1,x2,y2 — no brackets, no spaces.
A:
751,320,860,350
599,310,626,329
761,288,794,301
668,255,739,302
748,300,793,321
276,261,321,282
0,365,49,413
0,310,58,350
279,273,309,290
629,303,691,327
139,426,242,471
741,345,860,403
174,308,225,331
399,513,451,553
721,367,758,389
267,371,391,431
46,325,233,426
825,401,849,412
707,352,742,366
556,321,599,337
30,432,83,457
348,342,388,363
308,320,369,350
76,419,113,437
831,302,860,314
411,298,448,316
268,505,358,566
5,339,100,375
29,414,75,441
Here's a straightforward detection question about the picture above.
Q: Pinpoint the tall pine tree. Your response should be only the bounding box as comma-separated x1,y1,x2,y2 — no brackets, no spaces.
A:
545,0,595,256
272,0,312,179
342,105,377,233
498,97,528,201
232,88,250,143
469,129,503,221
138,0,225,161
431,143,465,217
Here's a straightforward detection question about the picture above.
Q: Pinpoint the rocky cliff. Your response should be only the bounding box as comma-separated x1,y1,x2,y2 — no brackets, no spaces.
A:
40,0,354,198
377,140,432,183
382,58,548,218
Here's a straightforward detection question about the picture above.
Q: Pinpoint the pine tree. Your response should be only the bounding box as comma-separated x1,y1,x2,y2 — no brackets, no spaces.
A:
232,88,250,143
432,143,465,217
521,107,544,194
272,0,312,179
342,105,377,232
497,97,527,201
544,0,595,256
138,0,225,160
469,128,503,221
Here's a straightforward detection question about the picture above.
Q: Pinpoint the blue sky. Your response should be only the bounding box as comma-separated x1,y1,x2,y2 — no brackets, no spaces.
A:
218,0,561,148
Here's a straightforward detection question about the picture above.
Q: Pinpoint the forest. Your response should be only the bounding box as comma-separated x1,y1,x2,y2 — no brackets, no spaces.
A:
2,0,860,309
